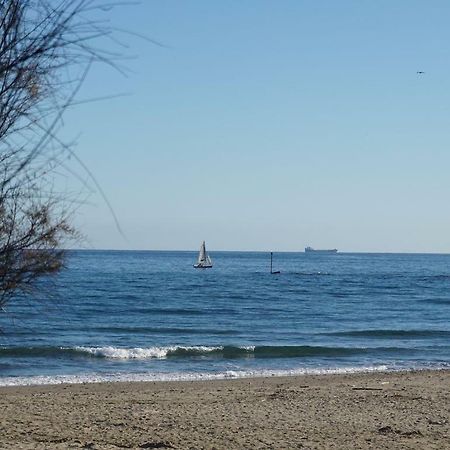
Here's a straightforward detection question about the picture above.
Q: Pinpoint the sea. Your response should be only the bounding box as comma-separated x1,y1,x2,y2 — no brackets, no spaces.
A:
0,251,449,386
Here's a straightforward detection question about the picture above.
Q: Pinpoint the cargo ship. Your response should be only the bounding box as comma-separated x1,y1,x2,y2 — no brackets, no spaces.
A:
305,246,338,253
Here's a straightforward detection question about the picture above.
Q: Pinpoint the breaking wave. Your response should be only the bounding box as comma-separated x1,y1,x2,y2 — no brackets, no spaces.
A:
0,344,423,360
0,365,393,387
324,329,450,339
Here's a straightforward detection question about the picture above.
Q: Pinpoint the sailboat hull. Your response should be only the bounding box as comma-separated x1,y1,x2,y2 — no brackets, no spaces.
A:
193,264,213,269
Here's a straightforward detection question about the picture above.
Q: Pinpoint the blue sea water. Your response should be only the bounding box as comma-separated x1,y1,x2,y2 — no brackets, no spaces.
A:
0,251,449,386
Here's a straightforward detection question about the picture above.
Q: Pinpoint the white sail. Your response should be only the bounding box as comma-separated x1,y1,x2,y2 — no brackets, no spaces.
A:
194,241,213,268
198,241,206,264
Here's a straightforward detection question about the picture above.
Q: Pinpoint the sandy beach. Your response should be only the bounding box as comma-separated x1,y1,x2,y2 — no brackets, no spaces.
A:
0,370,448,449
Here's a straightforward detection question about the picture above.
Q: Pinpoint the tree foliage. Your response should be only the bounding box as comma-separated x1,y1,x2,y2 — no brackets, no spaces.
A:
0,0,120,308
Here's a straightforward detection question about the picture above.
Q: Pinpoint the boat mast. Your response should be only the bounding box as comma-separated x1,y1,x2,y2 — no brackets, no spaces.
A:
270,251,280,274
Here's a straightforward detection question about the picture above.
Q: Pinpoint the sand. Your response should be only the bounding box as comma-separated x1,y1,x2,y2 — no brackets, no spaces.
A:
0,370,449,449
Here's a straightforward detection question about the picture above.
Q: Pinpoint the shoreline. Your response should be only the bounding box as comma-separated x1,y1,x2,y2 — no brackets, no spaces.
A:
1,369,449,449
0,364,394,387
0,365,446,388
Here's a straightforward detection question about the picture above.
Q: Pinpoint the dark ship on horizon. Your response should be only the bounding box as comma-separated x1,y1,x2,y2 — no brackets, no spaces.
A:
305,246,338,254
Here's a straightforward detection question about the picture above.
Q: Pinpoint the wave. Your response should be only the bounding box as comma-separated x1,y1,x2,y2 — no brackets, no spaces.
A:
418,274,450,281
128,307,239,316
421,298,450,306
324,329,450,339
294,271,331,276
0,365,396,387
0,344,425,360
0,346,81,358
89,326,238,336
131,308,208,316
75,345,224,359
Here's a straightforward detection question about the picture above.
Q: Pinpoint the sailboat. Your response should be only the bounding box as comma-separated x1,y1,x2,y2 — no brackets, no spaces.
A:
193,241,213,268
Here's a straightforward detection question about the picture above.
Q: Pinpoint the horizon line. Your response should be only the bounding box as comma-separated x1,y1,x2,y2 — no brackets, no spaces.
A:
63,248,450,255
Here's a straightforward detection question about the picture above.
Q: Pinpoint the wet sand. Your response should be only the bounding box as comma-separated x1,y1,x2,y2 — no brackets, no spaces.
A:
0,370,449,449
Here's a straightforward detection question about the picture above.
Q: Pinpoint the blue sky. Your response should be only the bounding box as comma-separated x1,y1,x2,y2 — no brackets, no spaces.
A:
62,1,450,252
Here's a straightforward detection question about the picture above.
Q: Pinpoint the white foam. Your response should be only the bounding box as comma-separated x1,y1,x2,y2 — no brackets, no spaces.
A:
240,345,256,351
74,345,223,359
75,346,172,359
0,365,391,387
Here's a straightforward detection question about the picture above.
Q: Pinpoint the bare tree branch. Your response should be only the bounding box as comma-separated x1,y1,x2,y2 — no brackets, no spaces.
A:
0,0,132,308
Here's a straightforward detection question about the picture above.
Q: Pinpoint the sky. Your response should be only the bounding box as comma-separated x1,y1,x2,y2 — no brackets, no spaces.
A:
61,0,450,252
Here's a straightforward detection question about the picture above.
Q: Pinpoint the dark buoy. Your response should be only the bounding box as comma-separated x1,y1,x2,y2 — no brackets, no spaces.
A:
270,252,280,274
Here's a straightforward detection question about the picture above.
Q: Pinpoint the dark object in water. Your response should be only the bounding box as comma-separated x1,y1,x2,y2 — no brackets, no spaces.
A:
270,252,280,274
